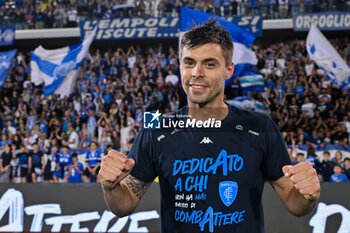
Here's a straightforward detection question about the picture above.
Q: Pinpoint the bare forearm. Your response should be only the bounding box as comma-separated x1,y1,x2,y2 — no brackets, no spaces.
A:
285,188,318,216
102,182,139,217
102,174,151,217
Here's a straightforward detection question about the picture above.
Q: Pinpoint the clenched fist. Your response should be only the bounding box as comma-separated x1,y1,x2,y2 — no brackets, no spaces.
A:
283,161,320,200
99,150,135,190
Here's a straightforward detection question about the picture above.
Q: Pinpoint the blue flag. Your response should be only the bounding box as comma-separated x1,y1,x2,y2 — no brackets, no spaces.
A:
30,29,96,97
179,7,258,86
239,68,265,95
0,49,17,88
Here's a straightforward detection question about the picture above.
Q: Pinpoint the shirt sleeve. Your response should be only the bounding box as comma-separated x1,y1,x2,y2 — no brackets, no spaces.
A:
85,151,90,161
128,129,157,183
261,115,292,181
330,175,336,182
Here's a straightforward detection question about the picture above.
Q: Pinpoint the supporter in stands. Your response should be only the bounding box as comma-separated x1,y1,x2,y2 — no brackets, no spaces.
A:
0,134,10,151
332,150,345,167
53,4,66,28
293,152,305,165
0,144,12,183
343,158,350,180
65,153,84,183
330,164,349,182
28,143,45,183
83,141,102,183
13,144,29,183
331,124,349,149
66,5,78,27
56,146,72,182
43,145,59,183
304,147,321,172
62,123,79,151
319,151,335,182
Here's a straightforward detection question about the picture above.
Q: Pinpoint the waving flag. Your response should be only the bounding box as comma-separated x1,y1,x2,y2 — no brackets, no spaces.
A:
227,96,269,114
0,49,16,88
31,28,96,97
239,68,264,95
179,7,259,87
306,25,350,90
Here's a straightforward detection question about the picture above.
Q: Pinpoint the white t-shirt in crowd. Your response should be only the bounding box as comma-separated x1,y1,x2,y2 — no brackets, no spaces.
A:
301,102,315,118
165,74,179,86
68,131,79,150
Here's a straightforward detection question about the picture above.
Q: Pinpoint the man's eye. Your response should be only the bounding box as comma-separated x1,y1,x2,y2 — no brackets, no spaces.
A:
207,63,215,68
184,61,193,66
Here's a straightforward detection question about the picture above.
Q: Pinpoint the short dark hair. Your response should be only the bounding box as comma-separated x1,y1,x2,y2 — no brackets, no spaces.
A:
323,151,330,156
296,153,304,157
180,18,234,66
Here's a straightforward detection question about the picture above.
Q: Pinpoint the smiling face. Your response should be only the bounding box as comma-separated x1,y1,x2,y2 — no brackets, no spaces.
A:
180,43,234,108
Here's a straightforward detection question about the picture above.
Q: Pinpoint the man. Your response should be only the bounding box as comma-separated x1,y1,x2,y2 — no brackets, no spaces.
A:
28,143,45,183
0,144,12,183
165,69,179,87
99,19,320,232
63,123,79,150
13,145,29,183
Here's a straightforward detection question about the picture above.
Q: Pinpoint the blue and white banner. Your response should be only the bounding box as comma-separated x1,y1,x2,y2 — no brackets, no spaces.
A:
294,12,350,31
0,26,15,46
80,18,179,40
227,96,269,114
0,49,16,87
179,7,258,87
306,25,350,90
80,15,262,40
239,68,264,94
31,29,96,97
226,15,262,36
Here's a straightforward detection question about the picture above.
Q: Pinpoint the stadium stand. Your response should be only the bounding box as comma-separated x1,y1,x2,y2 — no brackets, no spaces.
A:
1,0,350,29
0,1,349,184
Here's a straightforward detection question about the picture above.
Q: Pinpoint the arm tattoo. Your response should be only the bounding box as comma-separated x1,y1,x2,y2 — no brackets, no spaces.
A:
122,174,152,199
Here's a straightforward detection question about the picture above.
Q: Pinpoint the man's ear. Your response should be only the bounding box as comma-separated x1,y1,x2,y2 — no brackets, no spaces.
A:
226,62,234,80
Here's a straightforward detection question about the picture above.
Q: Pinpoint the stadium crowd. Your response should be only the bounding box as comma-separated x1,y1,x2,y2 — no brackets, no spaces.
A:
1,35,350,183
1,0,349,29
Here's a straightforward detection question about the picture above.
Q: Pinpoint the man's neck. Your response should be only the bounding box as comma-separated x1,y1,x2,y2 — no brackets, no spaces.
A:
187,102,229,122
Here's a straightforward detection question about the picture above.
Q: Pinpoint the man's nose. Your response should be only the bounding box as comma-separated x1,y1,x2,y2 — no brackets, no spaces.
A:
192,64,203,77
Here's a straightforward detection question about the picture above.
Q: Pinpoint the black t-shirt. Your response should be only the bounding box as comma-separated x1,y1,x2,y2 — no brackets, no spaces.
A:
320,160,335,182
129,105,291,233
1,152,12,167
29,151,43,168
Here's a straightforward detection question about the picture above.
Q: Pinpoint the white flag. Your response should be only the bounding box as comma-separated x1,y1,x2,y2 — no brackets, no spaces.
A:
306,25,350,90
31,28,96,97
